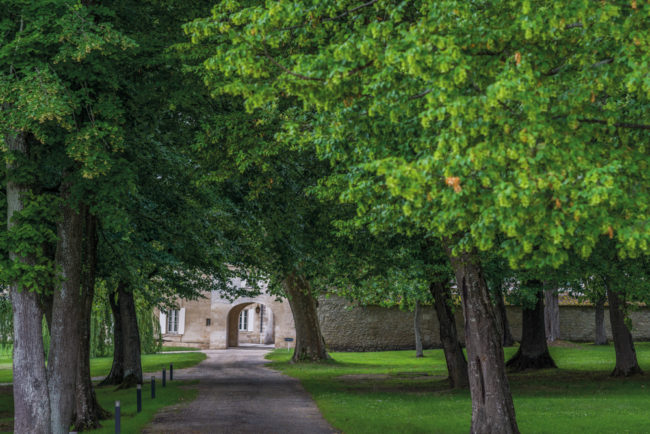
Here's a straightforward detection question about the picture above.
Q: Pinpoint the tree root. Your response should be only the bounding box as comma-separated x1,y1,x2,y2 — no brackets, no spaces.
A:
611,365,643,377
506,349,557,372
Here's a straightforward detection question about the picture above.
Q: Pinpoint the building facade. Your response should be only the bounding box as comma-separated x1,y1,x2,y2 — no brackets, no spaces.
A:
160,292,650,351
159,278,296,349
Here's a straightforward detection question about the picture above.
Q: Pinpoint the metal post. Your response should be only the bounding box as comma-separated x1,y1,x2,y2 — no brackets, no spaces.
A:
151,376,156,399
162,367,166,387
137,384,142,413
170,363,173,381
115,401,121,434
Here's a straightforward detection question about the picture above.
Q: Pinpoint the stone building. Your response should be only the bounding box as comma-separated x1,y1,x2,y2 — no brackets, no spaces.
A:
160,292,650,351
159,278,295,349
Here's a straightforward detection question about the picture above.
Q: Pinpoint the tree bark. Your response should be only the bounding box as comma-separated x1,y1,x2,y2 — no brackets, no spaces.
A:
429,280,468,389
74,211,110,430
445,245,519,434
6,130,52,433
99,286,125,386
414,300,423,358
494,284,515,347
117,282,143,388
594,295,608,345
506,283,556,371
606,282,642,377
48,190,84,434
284,273,329,362
544,289,560,342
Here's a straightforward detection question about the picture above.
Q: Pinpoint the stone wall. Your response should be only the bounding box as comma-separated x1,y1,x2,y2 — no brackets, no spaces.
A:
318,295,650,352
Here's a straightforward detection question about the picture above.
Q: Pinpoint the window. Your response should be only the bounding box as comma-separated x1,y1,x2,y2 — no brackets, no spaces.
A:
206,318,211,327
238,309,248,331
167,310,179,334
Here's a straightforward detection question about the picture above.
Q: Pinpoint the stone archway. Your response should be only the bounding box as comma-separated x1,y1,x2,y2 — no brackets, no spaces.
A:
226,302,276,347
210,290,295,349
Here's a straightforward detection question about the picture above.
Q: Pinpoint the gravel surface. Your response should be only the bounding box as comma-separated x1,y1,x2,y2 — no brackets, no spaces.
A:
143,347,337,434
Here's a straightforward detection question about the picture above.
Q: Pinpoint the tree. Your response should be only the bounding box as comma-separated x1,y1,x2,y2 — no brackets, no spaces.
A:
544,289,560,343
565,243,649,376
190,1,649,430
506,280,557,371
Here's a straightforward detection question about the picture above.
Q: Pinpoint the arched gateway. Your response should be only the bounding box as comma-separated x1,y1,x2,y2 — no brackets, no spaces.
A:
159,287,296,350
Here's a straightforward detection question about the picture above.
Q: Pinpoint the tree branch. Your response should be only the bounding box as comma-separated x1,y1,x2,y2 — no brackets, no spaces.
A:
261,49,325,81
281,0,378,31
578,118,650,130
408,89,432,100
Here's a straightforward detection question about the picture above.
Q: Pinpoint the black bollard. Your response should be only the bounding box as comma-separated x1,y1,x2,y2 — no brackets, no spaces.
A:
170,363,173,381
162,367,166,387
137,384,142,413
115,401,121,434
151,376,156,399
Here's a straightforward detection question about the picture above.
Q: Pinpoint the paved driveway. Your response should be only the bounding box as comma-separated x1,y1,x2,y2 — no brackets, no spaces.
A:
143,347,337,433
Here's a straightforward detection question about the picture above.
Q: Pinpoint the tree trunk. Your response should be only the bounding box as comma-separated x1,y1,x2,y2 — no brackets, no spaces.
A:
48,191,84,434
506,283,556,371
284,273,329,362
445,245,519,434
594,295,608,345
117,282,143,388
74,211,110,430
6,130,52,433
99,286,124,386
544,289,560,342
429,280,468,389
494,285,515,347
606,282,642,377
414,300,423,358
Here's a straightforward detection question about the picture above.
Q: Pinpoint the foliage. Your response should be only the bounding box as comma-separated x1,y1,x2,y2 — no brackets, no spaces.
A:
188,0,650,272
89,280,162,358
0,293,10,346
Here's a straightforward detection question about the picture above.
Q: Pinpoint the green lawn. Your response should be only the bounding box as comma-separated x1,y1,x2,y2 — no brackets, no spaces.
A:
0,351,206,383
0,380,198,434
0,351,206,433
87,379,198,433
160,346,201,352
267,342,650,434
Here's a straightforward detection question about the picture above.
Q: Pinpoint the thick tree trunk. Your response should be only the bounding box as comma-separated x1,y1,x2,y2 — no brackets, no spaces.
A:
606,283,642,377
429,280,468,389
445,245,519,434
74,212,110,430
284,273,329,362
99,286,124,386
494,285,515,347
414,300,424,358
594,295,608,345
48,192,83,434
507,284,556,371
117,283,143,388
6,130,52,433
544,289,560,342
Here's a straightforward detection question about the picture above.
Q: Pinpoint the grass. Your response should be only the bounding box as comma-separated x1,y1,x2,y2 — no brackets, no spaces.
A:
0,380,197,434
0,351,206,383
86,380,198,433
267,342,650,434
160,346,201,352
0,350,205,433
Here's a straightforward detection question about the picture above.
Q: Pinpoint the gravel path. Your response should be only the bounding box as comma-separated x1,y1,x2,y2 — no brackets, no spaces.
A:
142,347,337,434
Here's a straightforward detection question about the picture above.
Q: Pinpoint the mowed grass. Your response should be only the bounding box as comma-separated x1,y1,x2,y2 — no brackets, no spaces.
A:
86,379,198,434
160,346,201,352
0,380,198,434
267,342,650,434
0,351,206,433
0,351,206,383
